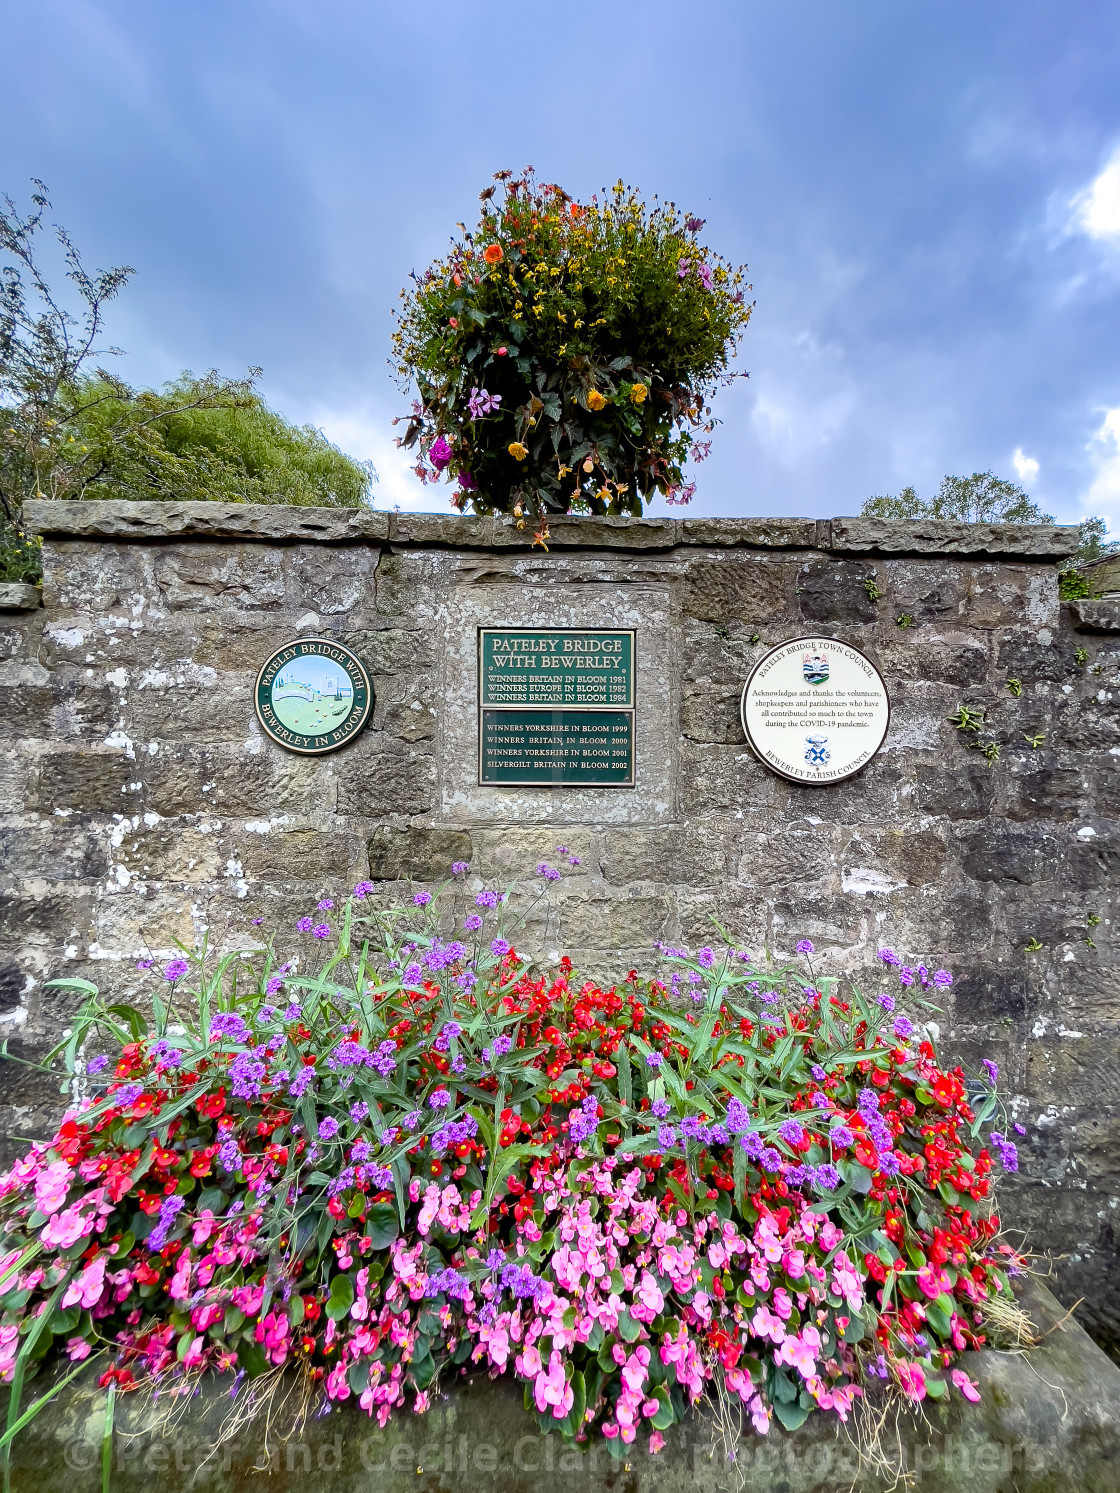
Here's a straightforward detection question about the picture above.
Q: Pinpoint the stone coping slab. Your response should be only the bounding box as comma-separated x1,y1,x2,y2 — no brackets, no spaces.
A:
0,582,41,610
7,1282,1119,1493
1069,598,1120,631
23,500,1080,559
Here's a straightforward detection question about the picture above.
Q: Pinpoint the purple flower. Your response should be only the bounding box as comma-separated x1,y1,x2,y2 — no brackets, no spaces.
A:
463,914,483,932
684,215,705,233
289,1065,315,1099
218,1140,241,1172
536,863,561,881
810,1091,829,1109
697,947,715,969
982,1059,999,1085
250,917,264,926
312,923,331,939
402,1109,423,1131
1013,1122,1026,1135
476,890,499,909
812,1163,841,1192
810,1064,827,1082
135,958,153,970
283,1002,302,1021
429,435,453,470
878,992,896,1013
372,1039,398,1078
413,891,432,907
677,257,691,279
147,1193,186,1252
230,1050,266,1100
265,976,284,997
456,468,477,492
317,898,334,911
428,1089,451,1109
491,937,511,958
351,1100,369,1123
163,959,189,983
933,969,953,988
778,1119,804,1146
296,917,313,933
657,1125,677,1149
486,1249,505,1270
696,263,714,291
451,861,469,874
858,1087,881,1115
651,1098,671,1119
898,966,915,987
318,1116,341,1141
467,387,502,420
796,940,814,955
878,947,901,967
878,1152,901,1176
645,1052,663,1069
86,1054,110,1075
403,962,423,985
760,1146,782,1172
784,1164,808,1187
210,1012,250,1044
893,1015,915,1041
353,881,374,899
831,1125,854,1149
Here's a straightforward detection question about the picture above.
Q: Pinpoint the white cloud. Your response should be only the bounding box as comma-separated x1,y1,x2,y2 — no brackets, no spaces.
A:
1073,148,1120,242
1012,448,1039,483
284,398,448,513
1084,407,1120,528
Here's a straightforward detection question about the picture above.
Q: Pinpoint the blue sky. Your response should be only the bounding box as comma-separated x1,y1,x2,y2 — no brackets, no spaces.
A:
4,0,1120,528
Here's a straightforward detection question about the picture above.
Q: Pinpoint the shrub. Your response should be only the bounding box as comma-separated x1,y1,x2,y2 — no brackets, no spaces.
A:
392,170,752,527
0,870,1021,1459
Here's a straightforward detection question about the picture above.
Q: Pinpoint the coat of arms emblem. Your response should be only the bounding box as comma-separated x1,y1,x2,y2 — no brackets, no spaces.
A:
804,734,830,766
803,652,829,685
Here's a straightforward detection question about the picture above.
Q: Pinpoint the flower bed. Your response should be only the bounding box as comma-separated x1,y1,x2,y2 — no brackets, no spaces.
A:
0,867,1022,1464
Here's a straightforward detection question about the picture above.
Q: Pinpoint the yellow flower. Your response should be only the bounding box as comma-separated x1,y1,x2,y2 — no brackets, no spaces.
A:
508,442,528,461
629,383,648,405
587,390,607,411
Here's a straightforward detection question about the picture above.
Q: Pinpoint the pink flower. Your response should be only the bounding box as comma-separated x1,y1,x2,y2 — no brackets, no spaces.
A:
750,1302,786,1344
917,1263,952,1299
534,1350,574,1419
61,1255,106,1311
649,1431,665,1454
65,1336,92,1362
40,1201,91,1249
951,1368,981,1403
896,1360,927,1401
34,1160,71,1217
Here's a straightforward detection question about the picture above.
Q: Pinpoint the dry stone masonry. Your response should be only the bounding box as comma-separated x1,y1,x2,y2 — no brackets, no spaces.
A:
1,500,1118,1353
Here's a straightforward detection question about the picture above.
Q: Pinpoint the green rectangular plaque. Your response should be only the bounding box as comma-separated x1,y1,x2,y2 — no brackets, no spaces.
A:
479,709,634,785
478,628,636,786
479,628,634,708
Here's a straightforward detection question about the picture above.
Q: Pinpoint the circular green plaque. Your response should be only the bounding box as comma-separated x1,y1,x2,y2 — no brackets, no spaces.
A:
254,638,372,755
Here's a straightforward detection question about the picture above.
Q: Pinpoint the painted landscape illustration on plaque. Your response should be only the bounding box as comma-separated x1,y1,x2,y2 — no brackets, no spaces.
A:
268,655,355,734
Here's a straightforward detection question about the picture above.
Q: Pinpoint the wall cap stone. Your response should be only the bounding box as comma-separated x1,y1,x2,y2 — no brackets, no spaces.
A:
1068,598,1120,632
23,500,1079,560
0,582,41,610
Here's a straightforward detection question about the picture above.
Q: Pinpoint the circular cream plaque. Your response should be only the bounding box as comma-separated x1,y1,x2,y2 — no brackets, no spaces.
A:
740,636,890,785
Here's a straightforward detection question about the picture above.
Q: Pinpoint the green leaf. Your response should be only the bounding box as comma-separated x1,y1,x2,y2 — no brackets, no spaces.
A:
773,1397,811,1432
237,1339,268,1378
325,1273,354,1321
411,1345,436,1389
616,1308,642,1342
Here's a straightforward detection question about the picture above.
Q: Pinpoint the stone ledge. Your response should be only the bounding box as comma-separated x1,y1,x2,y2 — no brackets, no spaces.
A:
6,1281,1119,1493
0,583,41,610
23,501,1080,560
1068,598,1120,632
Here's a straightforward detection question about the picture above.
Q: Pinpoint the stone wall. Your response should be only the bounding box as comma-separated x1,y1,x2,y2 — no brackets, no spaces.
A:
2,500,1118,1351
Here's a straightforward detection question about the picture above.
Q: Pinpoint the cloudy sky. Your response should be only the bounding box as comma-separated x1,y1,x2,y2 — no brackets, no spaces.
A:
3,0,1119,527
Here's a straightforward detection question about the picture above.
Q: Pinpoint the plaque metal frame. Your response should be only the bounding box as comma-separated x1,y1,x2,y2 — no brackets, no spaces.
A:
477,626,636,787
739,634,890,786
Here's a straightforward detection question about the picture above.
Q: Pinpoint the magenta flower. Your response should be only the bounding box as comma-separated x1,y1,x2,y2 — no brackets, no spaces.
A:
163,959,189,983
429,435,453,470
312,923,331,939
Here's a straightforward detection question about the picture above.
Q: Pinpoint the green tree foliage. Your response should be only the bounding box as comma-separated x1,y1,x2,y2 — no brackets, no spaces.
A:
0,182,372,581
862,472,1053,525
1073,515,1120,563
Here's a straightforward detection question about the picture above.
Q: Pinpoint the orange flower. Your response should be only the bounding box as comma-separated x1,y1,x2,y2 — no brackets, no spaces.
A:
508,442,528,461
586,390,607,411
483,244,504,265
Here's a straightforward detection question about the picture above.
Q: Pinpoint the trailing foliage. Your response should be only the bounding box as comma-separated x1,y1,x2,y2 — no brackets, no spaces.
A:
0,870,1021,1463
392,170,752,527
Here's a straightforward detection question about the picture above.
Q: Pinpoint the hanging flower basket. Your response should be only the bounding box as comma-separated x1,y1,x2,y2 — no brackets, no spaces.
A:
392,170,753,528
